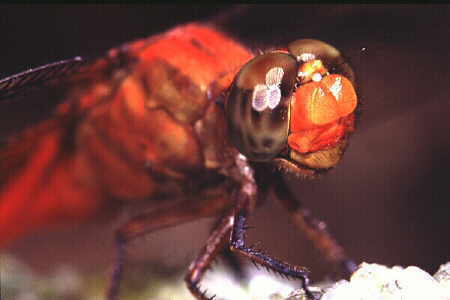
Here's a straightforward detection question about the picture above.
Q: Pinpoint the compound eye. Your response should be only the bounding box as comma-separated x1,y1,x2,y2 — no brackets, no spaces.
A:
226,52,298,161
288,39,355,85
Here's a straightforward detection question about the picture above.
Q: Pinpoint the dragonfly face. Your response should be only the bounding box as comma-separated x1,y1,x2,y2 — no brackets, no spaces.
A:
226,39,358,175
1,5,449,300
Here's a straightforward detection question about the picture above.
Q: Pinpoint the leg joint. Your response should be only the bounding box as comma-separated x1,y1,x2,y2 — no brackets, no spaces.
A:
230,239,242,250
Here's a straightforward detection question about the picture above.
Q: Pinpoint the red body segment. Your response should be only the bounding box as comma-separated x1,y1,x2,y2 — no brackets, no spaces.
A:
0,24,253,248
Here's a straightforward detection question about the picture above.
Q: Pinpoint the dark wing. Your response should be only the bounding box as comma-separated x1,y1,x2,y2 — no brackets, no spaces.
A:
0,57,87,101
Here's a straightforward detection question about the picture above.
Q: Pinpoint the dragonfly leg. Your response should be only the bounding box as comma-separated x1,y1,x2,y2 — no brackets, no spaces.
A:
229,183,316,299
209,211,247,282
273,177,358,278
106,195,232,300
185,210,234,300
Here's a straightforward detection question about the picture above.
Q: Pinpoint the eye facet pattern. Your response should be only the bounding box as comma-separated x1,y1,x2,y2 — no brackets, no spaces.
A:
251,66,284,112
226,52,298,161
287,39,357,170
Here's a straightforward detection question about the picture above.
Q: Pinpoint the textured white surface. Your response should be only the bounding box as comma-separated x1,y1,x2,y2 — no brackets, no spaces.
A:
312,262,450,300
2,253,449,300
157,262,450,299
182,262,450,300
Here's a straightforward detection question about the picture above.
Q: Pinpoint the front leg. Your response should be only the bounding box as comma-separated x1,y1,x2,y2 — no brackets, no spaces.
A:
228,155,316,299
185,155,316,299
229,184,314,299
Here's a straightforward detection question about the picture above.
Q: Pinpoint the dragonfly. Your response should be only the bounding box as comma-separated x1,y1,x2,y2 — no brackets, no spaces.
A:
0,4,450,300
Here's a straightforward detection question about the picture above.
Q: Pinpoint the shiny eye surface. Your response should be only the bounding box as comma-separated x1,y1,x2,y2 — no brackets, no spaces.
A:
287,39,358,171
288,39,355,85
226,52,298,161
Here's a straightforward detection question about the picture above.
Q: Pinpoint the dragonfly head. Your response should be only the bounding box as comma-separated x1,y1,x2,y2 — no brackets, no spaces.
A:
225,39,358,176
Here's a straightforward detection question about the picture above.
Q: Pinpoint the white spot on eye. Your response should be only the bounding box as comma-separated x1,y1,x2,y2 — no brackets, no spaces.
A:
267,86,281,109
252,67,284,112
329,77,342,101
298,53,315,62
265,67,284,86
252,84,269,111
312,73,322,82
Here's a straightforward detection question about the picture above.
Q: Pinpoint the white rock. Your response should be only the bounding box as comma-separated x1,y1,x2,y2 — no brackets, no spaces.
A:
319,262,450,300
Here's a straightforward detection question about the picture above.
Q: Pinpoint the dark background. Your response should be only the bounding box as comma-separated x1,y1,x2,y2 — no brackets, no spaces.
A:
0,3,449,290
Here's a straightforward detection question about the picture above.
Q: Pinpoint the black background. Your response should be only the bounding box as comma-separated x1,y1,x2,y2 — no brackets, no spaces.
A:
1,4,449,288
